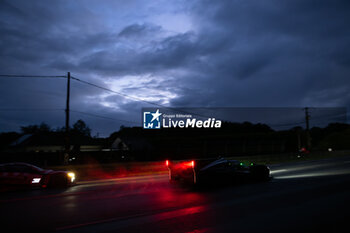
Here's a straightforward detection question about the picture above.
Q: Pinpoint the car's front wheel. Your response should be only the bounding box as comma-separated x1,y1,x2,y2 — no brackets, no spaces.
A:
250,165,270,181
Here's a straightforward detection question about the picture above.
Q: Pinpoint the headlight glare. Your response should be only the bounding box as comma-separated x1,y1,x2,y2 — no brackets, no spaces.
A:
67,172,75,182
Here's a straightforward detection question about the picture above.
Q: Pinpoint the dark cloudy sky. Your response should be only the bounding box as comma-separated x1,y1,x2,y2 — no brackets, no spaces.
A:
0,0,349,137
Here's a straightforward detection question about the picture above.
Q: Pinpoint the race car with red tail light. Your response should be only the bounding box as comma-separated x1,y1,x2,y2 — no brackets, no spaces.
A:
0,162,76,189
165,158,270,185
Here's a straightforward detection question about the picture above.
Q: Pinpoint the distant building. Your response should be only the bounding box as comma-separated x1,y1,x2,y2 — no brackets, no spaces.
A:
5,132,103,153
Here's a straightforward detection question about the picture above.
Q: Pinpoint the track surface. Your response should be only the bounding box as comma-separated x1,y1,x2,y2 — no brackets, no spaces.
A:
1,156,350,233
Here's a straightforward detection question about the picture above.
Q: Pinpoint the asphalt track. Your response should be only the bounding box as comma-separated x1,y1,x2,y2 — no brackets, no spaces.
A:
1,156,350,233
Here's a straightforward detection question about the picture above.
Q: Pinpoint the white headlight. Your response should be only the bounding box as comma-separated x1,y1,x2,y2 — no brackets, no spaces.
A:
31,178,41,184
67,172,75,182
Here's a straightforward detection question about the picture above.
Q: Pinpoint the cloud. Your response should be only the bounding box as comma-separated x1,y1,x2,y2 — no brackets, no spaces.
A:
0,0,349,136
166,0,350,107
118,23,162,38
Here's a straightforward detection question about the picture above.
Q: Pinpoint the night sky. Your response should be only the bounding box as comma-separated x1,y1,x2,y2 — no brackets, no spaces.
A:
0,0,349,137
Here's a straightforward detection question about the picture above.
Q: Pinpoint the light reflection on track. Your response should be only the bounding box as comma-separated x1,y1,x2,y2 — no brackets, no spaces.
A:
275,169,350,179
2,156,350,233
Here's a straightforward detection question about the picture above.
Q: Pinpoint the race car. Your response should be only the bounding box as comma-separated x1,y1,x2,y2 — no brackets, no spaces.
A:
0,162,76,189
165,158,270,185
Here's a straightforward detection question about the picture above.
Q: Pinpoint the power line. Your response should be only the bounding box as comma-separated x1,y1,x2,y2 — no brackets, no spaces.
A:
0,74,66,78
308,112,347,121
0,108,63,111
70,76,169,109
268,111,347,129
0,107,138,125
0,73,164,114
70,76,215,119
0,73,216,120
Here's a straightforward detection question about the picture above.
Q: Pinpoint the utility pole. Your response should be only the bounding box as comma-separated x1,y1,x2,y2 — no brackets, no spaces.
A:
64,72,71,164
304,107,311,150
296,127,301,150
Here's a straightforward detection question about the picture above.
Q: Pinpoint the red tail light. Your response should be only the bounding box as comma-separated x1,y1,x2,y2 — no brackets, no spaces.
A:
183,160,195,168
165,160,169,167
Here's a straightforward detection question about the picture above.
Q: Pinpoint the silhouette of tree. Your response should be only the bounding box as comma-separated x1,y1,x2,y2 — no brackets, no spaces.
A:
20,122,51,134
72,119,91,137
